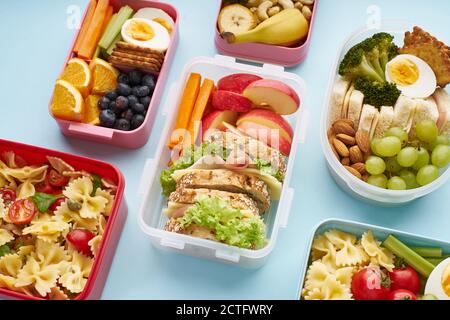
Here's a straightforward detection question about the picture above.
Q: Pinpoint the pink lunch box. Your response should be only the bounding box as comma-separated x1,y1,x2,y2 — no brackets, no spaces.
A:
214,0,318,67
49,0,179,149
0,139,127,300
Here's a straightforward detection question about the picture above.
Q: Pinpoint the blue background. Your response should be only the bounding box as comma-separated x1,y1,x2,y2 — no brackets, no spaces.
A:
1,0,450,299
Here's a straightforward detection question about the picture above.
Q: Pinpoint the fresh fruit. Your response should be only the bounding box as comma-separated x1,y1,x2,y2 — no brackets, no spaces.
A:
90,58,119,94
105,91,118,100
371,138,382,156
431,144,450,168
49,197,66,214
118,73,130,84
397,147,418,167
237,109,294,143
385,157,402,173
413,147,430,170
417,165,439,186
202,110,238,137
99,96,111,110
387,176,407,190
217,74,262,94
389,289,417,300
140,96,151,109
0,188,16,205
367,174,388,188
8,199,38,225
131,114,145,129
131,103,145,114
243,79,300,115
416,119,438,143
212,90,252,113
377,136,402,157
389,266,420,294
100,109,116,128
51,80,85,122
399,169,419,189
129,70,142,85
117,83,132,96
351,267,391,300
47,169,69,188
84,95,101,125
67,229,96,257
385,127,408,145
218,4,257,34
59,58,92,97
221,9,309,46
141,75,156,91
115,118,131,131
365,156,386,175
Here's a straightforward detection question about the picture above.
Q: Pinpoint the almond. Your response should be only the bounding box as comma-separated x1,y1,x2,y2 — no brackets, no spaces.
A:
327,127,335,140
351,162,366,175
361,173,369,182
333,118,355,129
336,134,356,146
333,120,355,136
333,138,349,158
344,166,362,179
349,145,364,163
355,130,370,153
341,157,350,166
330,143,339,159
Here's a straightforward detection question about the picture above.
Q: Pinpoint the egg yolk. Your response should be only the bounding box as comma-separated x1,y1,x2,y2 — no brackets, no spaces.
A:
153,18,173,34
388,59,420,86
442,263,450,296
126,21,154,41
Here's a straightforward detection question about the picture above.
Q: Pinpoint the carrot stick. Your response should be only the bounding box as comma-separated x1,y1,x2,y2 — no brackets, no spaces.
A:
168,73,202,149
74,0,97,54
188,78,215,144
78,0,110,60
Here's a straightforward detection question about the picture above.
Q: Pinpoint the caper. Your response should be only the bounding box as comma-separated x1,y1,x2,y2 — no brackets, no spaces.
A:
67,199,82,211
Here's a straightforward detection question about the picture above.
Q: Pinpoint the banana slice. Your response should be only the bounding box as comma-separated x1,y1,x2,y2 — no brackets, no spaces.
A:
218,4,257,34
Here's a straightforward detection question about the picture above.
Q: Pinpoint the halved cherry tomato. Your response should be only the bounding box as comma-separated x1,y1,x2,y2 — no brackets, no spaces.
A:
49,197,66,214
0,188,16,205
46,169,69,188
389,289,417,300
389,266,420,294
35,180,60,195
67,229,95,257
8,199,37,225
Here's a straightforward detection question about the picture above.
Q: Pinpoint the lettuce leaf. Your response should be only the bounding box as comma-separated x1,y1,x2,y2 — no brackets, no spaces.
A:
255,158,284,182
178,197,266,249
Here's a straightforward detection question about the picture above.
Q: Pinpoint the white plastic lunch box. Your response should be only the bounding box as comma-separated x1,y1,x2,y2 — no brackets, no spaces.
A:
138,55,308,268
297,218,450,299
320,20,450,206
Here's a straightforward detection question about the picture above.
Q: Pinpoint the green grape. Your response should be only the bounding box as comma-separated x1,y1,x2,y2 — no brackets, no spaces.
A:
371,138,382,156
385,127,408,145
377,136,402,157
417,165,439,186
431,144,450,168
399,169,419,189
385,157,402,173
365,156,386,175
367,174,388,189
412,147,430,170
416,119,438,143
387,176,407,190
397,147,418,167
427,135,450,150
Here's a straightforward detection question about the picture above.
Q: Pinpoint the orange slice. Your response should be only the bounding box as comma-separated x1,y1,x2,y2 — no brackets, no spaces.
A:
59,58,92,97
84,95,102,125
51,80,85,122
90,58,119,95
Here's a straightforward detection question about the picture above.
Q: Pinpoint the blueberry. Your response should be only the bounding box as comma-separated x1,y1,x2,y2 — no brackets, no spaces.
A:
128,95,139,108
109,101,119,114
118,73,130,84
117,83,132,96
131,114,145,130
115,96,129,110
141,74,156,90
105,91,118,101
131,103,145,114
140,96,151,109
131,86,140,97
136,86,150,98
114,118,131,131
100,110,116,128
129,70,142,86
99,97,110,110
122,109,134,121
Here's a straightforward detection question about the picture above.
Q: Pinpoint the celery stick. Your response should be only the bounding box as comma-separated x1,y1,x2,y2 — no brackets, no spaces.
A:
99,6,134,50
412,247,442,258
426,258,444,266
382,235,435,278
94,46,100,58
106,34,122,56
99,13,118,47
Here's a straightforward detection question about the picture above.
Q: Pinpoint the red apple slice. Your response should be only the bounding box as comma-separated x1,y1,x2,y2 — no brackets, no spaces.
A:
243,80,300,115
201,110,238,139
212,90,253,112
237,109,293,143
217,74,263,94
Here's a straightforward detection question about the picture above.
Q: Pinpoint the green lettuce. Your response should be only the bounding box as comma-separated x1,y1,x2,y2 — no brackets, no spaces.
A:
178,197,266,250
255,158,284,182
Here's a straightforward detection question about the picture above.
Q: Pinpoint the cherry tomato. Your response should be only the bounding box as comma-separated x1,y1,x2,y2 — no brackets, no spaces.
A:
389,266,420,293
389,289,417,300
46,169,69,188
67,229,95,257
8,199,38,225
49,197,66,214
0,188,16,205
351,267,391,300
35,180,60,194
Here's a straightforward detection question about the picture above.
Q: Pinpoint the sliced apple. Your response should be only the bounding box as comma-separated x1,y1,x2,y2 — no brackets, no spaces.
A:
212,90,253,112
217,73,263,94
201,110,238,139
237,109,293,143
243,80,300,115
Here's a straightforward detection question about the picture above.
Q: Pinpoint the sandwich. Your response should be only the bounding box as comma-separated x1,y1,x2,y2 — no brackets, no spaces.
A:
409,97,439,138
433,88,450,135
330,78,352,124
374,106,395,138
392,95,416,132
358,104,379,139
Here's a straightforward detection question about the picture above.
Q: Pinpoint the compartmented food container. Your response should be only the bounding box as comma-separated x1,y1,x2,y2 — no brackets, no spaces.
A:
321,21,450,206
0,139,127,300
214,0,318,67
298,219,450,300
49,0,179,149
138,55,308,268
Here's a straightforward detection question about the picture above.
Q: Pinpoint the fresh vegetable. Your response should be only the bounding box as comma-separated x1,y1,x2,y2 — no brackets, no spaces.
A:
389,289,417,300
98,5,134,50
188,78,215,144
67,229,96,257
354,77,401,108
100,6,114,43
382,235,435,278
35,180,58,194
0,244,11,258
91,173,103,196
32,192,64,213
8,199,38,225
47,169,69,188
255,159,284,182
74,0,97,54
0,188,16,205
177,197,266,249
389,266,420,293
351,266,391,300
49,197,66,214
412,247,443,258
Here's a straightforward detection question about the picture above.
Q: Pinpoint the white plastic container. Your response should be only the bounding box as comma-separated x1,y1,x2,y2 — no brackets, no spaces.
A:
138,55,308,268
321,21,450,206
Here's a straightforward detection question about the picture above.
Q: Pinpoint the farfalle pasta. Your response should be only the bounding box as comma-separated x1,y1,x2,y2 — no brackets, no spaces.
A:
361,231,395,272
324,229,369,267
0,151,117,299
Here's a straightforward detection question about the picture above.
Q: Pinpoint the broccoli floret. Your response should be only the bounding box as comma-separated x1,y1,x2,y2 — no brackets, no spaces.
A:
372,32,399,71
339,43,385,83
354,77,401,107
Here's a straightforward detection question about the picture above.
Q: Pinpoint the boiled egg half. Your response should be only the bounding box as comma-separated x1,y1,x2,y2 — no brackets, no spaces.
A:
134,8,175,34
121,18,170,52
386,54,437,99
424,257,450,300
